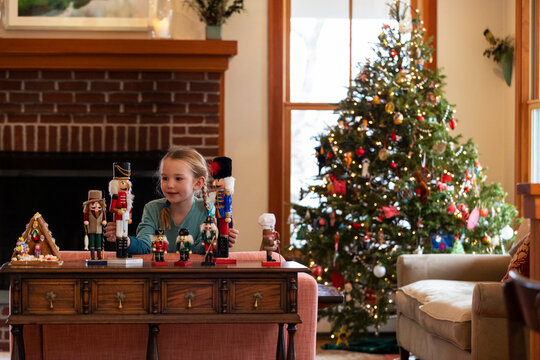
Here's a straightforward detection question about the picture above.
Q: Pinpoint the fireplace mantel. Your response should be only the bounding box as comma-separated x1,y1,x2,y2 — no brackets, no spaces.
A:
0,38,237,71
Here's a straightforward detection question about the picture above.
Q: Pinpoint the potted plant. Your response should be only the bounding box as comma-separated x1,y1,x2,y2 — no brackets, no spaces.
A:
185,0,245,39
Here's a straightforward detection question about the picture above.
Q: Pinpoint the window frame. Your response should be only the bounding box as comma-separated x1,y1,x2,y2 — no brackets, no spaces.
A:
268,0,438,243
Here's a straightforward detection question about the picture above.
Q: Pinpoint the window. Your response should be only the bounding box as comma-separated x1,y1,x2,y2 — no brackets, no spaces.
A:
268,0,437,243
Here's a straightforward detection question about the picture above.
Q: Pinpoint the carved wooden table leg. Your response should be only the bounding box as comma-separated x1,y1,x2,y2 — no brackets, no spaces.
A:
147,324,160,360
286,323,297,360
276,323,286,360
11,324,25,360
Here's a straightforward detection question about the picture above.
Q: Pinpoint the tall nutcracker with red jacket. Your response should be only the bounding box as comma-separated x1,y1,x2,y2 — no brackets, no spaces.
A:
108,162,134,259
210,156,234,258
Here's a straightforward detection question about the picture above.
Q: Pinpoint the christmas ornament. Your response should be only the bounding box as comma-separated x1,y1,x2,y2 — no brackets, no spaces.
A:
332,272,344,289
501,225,514,240
413,168,430,203
393,112,404,125
329,211,336,227
373,95,381,104
467,207,480,230
432,142,446,155
374,232,385,247
314,217,326,231
343,282,353,302
398,185,413,202
378,148,390,161
312,265,323,277
373,263,386,278
426,91,438,104
356,147,365,157
361,158,371,178
449,117,457,130
385,102,395,113
482,234,491,245
390,48,397,58
451,239,465,254
365,289,377,305
479,208,489,217
447,203,456,214
389,161,397,169
381,205,399,218
417,114,424,122
334,327,351,347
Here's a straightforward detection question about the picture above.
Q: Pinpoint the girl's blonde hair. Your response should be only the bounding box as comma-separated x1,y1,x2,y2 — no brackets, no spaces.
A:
159,147,210,229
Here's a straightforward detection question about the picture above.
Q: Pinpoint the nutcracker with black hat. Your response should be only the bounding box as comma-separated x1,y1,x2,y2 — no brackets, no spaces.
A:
151,228,169,265
108,162,134,259
210,156,235,260
200,216,218,266
83,189,107,265
175,228,193,266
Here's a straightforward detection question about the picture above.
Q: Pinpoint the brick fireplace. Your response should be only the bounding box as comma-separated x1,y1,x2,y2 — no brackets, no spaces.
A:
0,38,237,276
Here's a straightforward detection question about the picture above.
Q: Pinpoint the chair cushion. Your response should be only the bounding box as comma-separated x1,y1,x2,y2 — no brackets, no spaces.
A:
397,280,477,350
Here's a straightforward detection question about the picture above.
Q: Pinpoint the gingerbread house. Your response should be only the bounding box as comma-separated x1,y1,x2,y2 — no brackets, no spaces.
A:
11,212,61,265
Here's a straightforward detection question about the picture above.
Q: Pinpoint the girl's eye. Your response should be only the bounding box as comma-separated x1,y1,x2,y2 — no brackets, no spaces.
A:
176,177,183,181
161,177,168,181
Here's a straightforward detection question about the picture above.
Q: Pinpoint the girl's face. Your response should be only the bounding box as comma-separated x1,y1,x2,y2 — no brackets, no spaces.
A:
160,158,204,204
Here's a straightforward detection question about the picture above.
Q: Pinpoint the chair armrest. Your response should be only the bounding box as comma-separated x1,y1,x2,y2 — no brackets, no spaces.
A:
397,254,511,287
472,282,506,318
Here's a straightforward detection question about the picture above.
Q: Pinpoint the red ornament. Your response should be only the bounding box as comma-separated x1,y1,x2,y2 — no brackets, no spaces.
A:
390,49,397,58
442,174,452,184
356,148,365,157
458,204,467,212
365,289,377,305
391,132,397,142
327,153,333,159
332,273,344,289
447,203,456,214
449,118,456,130
417,115,425,122
312,265,323,277
352,223,362,229
390,161,397,169
480,208,489,217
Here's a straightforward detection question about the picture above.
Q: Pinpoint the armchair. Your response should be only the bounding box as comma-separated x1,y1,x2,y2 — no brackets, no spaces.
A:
396,254,511,360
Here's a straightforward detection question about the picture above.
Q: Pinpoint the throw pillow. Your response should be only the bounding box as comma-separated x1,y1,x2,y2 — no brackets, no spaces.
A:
508,219,530,257
502,234,530,282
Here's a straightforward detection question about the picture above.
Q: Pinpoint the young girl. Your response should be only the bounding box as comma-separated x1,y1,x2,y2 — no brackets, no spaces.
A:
105,147,238,255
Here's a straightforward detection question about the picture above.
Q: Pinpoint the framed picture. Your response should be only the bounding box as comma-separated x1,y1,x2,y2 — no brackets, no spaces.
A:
5,0,150,31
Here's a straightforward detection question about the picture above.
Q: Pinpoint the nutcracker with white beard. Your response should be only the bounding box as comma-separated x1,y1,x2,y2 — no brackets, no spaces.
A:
200,216,218,266
109,162,134,259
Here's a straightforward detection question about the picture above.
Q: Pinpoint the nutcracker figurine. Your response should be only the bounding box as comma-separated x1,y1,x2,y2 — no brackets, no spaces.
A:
151,229,168,264
210,156,235,258
200,216,218,266
258,213,281,266
175,228,193,266
108,162,133,259
83,190,107,263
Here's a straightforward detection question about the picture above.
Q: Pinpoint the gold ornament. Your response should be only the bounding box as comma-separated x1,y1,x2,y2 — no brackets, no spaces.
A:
378,148,389,161
385,102,395,114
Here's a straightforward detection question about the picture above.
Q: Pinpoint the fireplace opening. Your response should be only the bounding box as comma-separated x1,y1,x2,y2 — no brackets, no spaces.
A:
0,151,166,288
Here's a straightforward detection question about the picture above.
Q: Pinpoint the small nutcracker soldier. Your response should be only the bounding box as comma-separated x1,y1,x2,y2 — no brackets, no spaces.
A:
200,216,218,266
258,213,281,266
210,156,235,258
108,162,133,259
151,229,168,264
82,190,107,262
175,228,193,266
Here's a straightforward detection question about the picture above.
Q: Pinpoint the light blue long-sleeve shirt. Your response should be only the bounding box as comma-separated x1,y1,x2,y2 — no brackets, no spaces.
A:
128,197,213,255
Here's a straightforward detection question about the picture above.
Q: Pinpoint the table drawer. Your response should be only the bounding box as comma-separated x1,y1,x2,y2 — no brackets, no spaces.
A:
230,281,285,313
162,280,217,314
22,279,78,315
93,279,148,314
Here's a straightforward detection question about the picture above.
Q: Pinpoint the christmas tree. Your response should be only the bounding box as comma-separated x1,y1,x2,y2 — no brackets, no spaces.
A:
291,1,518,339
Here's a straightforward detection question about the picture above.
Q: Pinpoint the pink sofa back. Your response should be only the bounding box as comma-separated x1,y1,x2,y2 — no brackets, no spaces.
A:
18,251,317,360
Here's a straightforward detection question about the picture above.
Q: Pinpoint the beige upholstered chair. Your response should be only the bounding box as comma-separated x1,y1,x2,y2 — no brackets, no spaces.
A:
396,253,511,360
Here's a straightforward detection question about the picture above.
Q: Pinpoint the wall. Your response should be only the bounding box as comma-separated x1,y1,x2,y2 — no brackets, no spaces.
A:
438,0,515,204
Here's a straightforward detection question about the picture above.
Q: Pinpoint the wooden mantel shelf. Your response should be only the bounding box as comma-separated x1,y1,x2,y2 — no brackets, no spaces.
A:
0,38,237,72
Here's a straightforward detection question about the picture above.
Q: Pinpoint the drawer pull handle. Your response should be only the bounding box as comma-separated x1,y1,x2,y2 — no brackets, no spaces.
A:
253,292,263,309
46,291,56,310
185,292,195,308
115,292,125,309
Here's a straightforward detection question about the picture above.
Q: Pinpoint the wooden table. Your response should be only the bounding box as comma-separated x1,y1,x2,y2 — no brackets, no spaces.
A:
1,260,308,360
317,284,344,309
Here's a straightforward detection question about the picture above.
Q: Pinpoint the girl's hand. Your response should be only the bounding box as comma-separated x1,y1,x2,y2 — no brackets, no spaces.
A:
104,222,117,243
228,228,239,248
